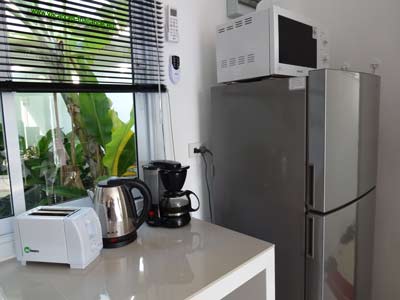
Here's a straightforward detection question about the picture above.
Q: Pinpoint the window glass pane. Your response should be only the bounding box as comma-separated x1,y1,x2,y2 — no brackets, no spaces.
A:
0,100,12,219
15,92,136,209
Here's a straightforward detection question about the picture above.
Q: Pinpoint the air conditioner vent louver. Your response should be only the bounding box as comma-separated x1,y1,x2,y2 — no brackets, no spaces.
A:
227,25,234,31
247,53,255,63
238,56,245,65
221,60,228,69
235,20,243,28
245,17,253,25
229,57,236,67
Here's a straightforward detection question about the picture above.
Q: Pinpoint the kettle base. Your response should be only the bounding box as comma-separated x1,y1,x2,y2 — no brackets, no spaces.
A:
103,231,137,249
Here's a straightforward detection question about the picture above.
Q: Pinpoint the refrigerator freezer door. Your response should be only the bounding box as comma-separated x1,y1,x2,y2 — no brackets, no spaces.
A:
357,73,380,193
308,69,380,213
211,78,307,300
305,190,376,300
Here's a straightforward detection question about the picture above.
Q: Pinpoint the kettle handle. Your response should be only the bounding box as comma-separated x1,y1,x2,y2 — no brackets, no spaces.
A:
185,190,200,212
125,179,152,229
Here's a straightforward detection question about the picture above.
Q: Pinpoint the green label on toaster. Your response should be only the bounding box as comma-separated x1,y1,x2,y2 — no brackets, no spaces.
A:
24,246,39,254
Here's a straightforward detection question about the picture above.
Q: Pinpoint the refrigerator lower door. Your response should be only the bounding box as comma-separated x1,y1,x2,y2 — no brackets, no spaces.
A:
306,190,376,300
211,79,307,300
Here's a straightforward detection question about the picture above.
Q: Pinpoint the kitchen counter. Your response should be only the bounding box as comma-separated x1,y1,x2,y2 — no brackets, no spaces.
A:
0,219,275,300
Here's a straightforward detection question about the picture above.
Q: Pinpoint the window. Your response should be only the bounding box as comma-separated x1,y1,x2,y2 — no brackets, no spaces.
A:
0,0,166,259
15,92,136,209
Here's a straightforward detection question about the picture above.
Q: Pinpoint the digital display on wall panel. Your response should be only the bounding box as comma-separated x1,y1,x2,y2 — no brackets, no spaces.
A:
278,16,317,68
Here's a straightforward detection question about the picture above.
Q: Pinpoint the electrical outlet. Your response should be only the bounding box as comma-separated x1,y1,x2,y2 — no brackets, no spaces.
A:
188,142,202,158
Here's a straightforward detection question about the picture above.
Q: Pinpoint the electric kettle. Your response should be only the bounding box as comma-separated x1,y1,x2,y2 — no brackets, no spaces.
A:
92,177,151,248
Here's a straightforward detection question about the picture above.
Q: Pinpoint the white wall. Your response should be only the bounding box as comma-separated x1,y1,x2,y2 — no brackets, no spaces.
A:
163,0,400,297
162,0,236,221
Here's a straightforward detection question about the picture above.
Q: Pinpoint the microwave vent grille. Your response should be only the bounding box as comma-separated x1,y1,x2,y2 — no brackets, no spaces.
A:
218,28,225,34
221,60,228,69
235,20,243,28
226,25,234,31
229,57,237,67
245,17,253,25
247,53,255,63
238,56,246,65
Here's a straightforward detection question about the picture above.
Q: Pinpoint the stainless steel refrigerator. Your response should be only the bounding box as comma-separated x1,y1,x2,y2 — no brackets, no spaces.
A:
211,69,380,300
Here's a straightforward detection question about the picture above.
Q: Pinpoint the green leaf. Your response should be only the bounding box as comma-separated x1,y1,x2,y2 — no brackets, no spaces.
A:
103,109,136,176
117,136,136,176
37,131,51,159
79,93,113,147
109,109,124,132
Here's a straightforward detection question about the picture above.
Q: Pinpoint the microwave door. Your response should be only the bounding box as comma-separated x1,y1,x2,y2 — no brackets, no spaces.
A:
277,15,317,69
270,5,322,76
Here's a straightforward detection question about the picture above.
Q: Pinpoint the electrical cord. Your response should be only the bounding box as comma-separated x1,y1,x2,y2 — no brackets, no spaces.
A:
201,153,213,222
166,90,176,161
196,146,214,223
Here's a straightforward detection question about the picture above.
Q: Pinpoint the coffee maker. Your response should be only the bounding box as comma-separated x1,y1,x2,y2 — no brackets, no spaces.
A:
143,160,199,228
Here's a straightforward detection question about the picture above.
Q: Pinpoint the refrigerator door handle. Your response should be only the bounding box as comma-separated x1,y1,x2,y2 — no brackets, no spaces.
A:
306,215,315,259
307,164,315,208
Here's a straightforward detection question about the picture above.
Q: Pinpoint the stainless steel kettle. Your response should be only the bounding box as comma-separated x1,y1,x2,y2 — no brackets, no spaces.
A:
92,177,151,248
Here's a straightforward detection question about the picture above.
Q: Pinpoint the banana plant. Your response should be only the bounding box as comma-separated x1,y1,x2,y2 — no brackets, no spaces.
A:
103,109,136,176
4,1,137,203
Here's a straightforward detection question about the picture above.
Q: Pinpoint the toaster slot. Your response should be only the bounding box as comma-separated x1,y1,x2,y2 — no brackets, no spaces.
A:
38,208,76,212
29,212,71,217
29,208,78,217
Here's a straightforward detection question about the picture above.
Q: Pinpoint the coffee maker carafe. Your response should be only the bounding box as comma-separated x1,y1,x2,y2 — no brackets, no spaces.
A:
143,160,199,228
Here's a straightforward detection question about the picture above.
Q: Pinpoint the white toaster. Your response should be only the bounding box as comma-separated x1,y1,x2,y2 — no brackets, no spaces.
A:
14,206,103,269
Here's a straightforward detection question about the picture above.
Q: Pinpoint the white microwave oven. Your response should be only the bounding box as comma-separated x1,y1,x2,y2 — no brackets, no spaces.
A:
216,6,329,83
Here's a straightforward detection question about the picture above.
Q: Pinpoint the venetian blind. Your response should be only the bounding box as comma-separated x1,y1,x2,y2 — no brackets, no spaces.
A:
0,0,165,92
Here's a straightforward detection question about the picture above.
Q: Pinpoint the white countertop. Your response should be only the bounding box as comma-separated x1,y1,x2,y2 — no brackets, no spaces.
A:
0,219,274,300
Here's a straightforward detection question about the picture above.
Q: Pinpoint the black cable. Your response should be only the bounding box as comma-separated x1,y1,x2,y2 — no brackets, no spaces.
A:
201,152,213,223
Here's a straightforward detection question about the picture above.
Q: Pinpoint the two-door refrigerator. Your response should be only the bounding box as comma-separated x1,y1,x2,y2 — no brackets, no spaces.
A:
211,69,380,300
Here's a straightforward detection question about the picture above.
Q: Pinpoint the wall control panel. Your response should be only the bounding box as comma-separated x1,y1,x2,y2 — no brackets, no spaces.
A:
166,5,179,43
169,55,181,84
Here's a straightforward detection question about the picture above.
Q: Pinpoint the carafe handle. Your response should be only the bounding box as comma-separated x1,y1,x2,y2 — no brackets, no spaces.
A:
125,179,152,229
185,190,200,212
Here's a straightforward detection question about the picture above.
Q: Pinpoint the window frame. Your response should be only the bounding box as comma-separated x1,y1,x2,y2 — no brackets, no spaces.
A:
0,92,26,261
